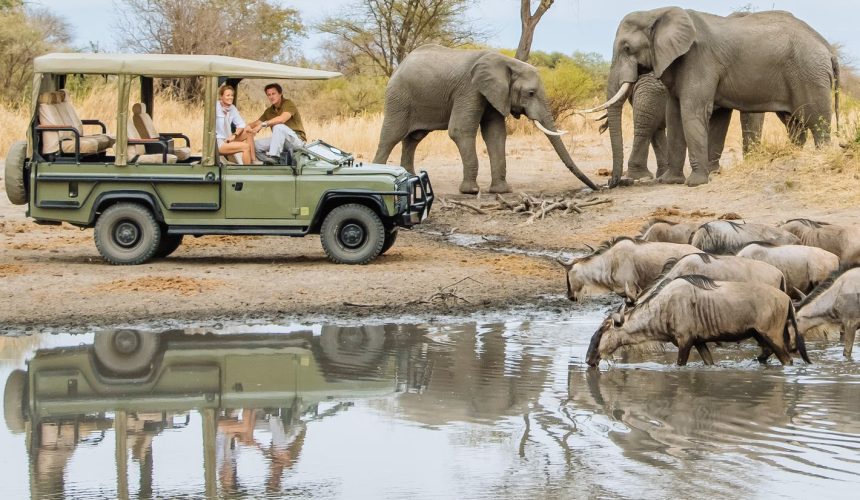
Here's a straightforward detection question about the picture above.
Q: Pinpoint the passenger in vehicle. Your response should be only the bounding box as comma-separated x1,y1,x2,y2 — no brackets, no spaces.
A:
216,85,258,165
249,83,306,163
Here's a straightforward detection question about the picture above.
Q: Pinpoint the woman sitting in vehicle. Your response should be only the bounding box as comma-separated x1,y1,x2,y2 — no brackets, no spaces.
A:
216,85,258,164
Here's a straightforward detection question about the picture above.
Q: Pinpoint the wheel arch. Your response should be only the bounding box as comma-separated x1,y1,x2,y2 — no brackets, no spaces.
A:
89,191,165,227
309,192,391,234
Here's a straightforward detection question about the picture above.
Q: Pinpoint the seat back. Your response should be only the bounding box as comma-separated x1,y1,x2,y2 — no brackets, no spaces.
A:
37,92,70,155
126,120,146,157
55,90,85,133
132,103,159,139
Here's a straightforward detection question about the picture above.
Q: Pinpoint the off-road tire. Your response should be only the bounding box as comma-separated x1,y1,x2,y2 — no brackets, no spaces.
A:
93,330,161,377
318,325,387,369
320,203,385,264
380,228,398,255
3,369,27,434
4,140,28,205
154,233,183,258
94,202,161,265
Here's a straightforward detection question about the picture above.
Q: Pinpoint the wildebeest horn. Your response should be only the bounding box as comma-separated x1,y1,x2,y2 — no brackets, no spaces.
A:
555,251,574,268
583,243,595,253
794,288,808,301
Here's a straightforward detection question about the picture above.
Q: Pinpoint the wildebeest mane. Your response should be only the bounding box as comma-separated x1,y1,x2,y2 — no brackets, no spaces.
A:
797,264,860,309
579,236,648,261
691,221,747,254
634,272,720,310
734,240,778,254
678,274,722,290
639,218,680,233
785,218,829,228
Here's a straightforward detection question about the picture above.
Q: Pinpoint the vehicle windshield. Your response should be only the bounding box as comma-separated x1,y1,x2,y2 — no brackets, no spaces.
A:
301,140,353,165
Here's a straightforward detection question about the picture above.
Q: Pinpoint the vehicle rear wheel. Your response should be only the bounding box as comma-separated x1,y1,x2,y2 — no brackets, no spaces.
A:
380,228,398,255
93,330,160,376
94,202,161,265
318,325,387,368
320,204,385,264
154,233,183,258
4,140,28,205
3,369,27,434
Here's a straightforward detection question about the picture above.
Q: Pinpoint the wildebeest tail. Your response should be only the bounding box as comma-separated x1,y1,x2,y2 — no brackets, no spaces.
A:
786,303,811,364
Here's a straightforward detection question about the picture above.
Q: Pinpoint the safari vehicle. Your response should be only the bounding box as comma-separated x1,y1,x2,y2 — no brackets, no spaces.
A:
4,53,433,265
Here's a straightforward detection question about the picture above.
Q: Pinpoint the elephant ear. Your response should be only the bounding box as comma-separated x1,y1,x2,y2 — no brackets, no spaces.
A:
470,52,512,117
651,7,697,78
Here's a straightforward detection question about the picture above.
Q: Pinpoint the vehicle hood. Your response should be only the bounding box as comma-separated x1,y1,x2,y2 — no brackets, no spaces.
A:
335,163,408,177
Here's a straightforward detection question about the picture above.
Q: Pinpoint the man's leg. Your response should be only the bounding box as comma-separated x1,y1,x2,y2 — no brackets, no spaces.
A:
255,137,272,157
268,124,303,157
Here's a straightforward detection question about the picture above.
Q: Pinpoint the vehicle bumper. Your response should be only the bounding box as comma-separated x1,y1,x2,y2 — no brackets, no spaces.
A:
397,171,434,227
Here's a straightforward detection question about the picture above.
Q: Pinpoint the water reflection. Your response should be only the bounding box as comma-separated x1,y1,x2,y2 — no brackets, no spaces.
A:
2,320,859,499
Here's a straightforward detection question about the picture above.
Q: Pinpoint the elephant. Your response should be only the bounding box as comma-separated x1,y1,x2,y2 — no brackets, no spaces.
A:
586,8,838,187
372,44,598,194
596,74,785,185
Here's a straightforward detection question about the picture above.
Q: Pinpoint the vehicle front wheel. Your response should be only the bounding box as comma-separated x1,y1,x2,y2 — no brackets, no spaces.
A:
94,202,161,265
93,330,160,377
320,204,385,264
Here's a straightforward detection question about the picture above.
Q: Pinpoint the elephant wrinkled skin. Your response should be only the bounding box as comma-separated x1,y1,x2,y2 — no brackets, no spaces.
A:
373,44,597,194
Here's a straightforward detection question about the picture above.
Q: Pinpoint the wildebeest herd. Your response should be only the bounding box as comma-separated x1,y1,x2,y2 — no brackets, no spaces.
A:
557,218,860,367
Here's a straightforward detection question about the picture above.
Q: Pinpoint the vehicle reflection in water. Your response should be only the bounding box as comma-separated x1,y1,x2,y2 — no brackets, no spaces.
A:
3,319,860,498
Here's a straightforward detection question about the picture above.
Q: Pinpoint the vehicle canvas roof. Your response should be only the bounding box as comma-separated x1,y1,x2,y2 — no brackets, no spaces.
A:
33,53,342,80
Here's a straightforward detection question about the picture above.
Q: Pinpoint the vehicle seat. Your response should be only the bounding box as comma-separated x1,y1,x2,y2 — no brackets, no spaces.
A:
127,120,177,164
56,90,115,150
131,103,192,161
36,91,104,156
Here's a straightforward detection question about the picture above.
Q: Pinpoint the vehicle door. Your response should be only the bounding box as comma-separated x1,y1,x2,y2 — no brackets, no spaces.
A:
223,165,296,219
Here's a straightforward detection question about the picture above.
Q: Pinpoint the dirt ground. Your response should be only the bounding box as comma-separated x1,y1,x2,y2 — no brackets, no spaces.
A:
1,132,858,332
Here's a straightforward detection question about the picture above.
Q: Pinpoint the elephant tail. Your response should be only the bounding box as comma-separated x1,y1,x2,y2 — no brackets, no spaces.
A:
832,54,840,133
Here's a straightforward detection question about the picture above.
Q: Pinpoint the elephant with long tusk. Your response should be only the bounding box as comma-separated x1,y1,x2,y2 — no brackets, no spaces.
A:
373,44,598,194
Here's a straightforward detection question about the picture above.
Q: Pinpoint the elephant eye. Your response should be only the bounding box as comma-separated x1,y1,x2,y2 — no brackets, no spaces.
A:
528,90,536,97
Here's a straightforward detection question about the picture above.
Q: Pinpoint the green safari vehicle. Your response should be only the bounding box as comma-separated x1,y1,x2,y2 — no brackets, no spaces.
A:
3,53,433,265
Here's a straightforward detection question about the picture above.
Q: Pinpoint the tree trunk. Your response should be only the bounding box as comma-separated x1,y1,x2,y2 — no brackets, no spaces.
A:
515,0,555,62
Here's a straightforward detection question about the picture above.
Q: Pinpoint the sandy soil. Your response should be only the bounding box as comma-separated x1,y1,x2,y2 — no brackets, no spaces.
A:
1,132,858,332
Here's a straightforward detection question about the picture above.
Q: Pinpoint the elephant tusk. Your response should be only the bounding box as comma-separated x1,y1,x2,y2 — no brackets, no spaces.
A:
577,82,632,114
533,120,567,136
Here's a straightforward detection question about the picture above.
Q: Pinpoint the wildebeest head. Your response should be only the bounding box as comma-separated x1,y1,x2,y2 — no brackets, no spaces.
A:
586,303,628,366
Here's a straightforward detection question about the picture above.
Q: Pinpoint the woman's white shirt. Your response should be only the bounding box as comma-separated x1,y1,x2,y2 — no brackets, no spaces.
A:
215,101,247,141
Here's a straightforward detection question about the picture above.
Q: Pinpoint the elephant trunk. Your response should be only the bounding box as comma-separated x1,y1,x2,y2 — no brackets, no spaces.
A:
538,115,598,190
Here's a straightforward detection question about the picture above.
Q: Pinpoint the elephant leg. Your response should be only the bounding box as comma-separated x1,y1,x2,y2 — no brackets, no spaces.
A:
480,111,511,193
373,109,411,168
400,130,429,173
658,96,687,184
449,124,481,195
843,319,858,358
707,108,732,174
652,127,669,178
807,105,832,147
740,112,765,156
695,343,715,365
627,132,654,180
679,96,715,187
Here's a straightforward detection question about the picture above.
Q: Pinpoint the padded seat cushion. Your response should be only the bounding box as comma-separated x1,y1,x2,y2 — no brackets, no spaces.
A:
60,136,101,155
135,153,178,164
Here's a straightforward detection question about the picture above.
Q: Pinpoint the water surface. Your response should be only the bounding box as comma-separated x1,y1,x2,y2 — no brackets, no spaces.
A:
1,316,858,499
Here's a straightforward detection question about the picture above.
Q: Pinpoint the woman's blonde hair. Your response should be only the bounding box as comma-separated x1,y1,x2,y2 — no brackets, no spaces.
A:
219,84,236,97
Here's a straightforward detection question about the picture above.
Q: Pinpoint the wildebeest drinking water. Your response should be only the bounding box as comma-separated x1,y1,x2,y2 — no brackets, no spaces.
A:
795,266,860,358
560,237,698,301
585,275,810,367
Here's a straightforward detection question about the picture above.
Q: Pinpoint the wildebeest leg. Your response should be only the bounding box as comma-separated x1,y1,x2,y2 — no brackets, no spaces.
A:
843,319,858,358
677,342,693,366
695,343,715,365
756,346,773,364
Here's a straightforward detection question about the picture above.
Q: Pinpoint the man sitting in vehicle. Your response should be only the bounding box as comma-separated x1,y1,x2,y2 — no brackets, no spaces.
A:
249,83,306,163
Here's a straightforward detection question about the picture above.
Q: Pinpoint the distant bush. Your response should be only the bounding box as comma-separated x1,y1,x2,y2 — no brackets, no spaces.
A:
539,61,600,122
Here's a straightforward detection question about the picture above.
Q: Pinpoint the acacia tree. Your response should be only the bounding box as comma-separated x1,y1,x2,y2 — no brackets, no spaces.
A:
317,0,485,77
515,0,555,62
115,0,305,99
0,4,70,104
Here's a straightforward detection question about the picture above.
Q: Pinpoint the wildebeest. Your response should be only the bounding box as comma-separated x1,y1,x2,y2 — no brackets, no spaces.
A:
634,253,787,303
639,219,700,244
779,219,860,263
585,275,809,367
690,220,799,254
795,266,860,358
560,237,698,301
736,242,840,298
